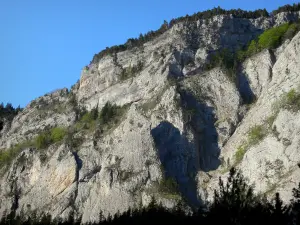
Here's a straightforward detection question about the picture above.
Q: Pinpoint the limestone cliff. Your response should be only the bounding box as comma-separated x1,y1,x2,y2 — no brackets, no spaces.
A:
1,9,300,223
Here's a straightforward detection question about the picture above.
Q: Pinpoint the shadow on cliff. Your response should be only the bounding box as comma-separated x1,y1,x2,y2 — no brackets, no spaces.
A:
219,17,261,104
151,121,201,208
182,17,265,77
179,90,221,172
237,71,256,104
219,17,264,50
150,89,222,208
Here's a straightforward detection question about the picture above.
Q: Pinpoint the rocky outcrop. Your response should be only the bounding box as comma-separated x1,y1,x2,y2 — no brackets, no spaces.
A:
203,31,300,202
1,10,300,223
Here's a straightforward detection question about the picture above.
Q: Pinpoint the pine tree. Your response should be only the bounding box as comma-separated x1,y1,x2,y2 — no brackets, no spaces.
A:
269,193,289,225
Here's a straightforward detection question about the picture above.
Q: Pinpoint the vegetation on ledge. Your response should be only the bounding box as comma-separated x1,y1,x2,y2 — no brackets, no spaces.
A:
0,126,67,169
1,167,300,224
120,61,144,81
202,21,300,85
237,22,300,61
91,3,300,64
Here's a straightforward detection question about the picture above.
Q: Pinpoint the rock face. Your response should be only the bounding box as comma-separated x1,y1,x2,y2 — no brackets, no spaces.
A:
1,11,300,223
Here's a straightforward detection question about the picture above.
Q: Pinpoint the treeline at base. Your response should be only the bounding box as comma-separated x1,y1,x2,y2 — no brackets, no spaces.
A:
1,168,300,225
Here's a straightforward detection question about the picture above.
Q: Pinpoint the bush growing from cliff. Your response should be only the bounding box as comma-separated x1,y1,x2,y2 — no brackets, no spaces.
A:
204,49,238,81
50,127,67,143
35,133,49,149
234,145,247,165
80,111,94,123
99,102,126,126
158,176,181,200
234,125,267,165
120,61,144,81
92,4,300,64
75,108,97,131
285,89,300,111
73,102,129,133
0,140,35,169
159,177,179,194
64,128,84,149
35,127,67,149
283,23,300,40
248,125,267,146
238,22,300,61
203,21,299,82
257,23,290,49
273,88,300,113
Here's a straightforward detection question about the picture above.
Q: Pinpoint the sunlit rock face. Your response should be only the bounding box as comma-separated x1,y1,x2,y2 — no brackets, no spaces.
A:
0,10,300,223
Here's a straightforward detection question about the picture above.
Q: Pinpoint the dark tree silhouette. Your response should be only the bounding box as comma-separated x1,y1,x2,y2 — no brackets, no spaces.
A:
0,166,300,225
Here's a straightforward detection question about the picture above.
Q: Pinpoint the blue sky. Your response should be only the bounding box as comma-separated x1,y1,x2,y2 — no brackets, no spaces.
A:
0,0,298,107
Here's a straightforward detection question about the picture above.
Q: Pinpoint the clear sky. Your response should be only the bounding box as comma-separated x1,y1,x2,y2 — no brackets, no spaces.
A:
0,0,298,107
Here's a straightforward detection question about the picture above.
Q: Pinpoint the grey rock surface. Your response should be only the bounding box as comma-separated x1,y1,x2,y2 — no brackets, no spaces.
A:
1,11,300,223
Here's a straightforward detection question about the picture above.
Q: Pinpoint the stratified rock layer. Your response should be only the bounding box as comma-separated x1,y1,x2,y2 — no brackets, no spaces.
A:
1,11,300,223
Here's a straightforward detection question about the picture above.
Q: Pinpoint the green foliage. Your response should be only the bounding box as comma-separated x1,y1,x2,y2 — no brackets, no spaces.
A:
248,125,267,146
287,88,297,101
75,110,97,131
99,102,127,126
237,40,258,61
74,102,128,133
0,126,67,169
234,145,247,165
257,23,290,49
90,106,99,120
209,167,286,225
68,93,78,109
234,125,268,165
238,22,300,61
283,23,300,40
202,22,299,80
272,3,300,15
158,177,181,200
273,88,300,112
0,103,22,117
50,127,67,143
213,168,258,208
232,88,300,166
160,177,178,193
80,112,94,123
291,181,300,224
0,103,22,124
2,166,300,224
90,3,298,69
35,133,50,149
0,149,17,169
99,102,117,125
35,127,67,149
0,140,34,169
204,49,238,82
120,61,144,81
91,5,300,64
205,49,233,69
286,89,300,111
64,128,84,150
266,114,277,128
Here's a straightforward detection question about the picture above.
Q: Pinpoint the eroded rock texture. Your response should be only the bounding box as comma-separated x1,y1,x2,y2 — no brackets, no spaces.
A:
1,11,300,223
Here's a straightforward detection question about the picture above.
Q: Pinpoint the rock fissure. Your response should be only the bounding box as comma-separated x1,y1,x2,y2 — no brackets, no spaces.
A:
1,10,300,222
70,151,82,214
